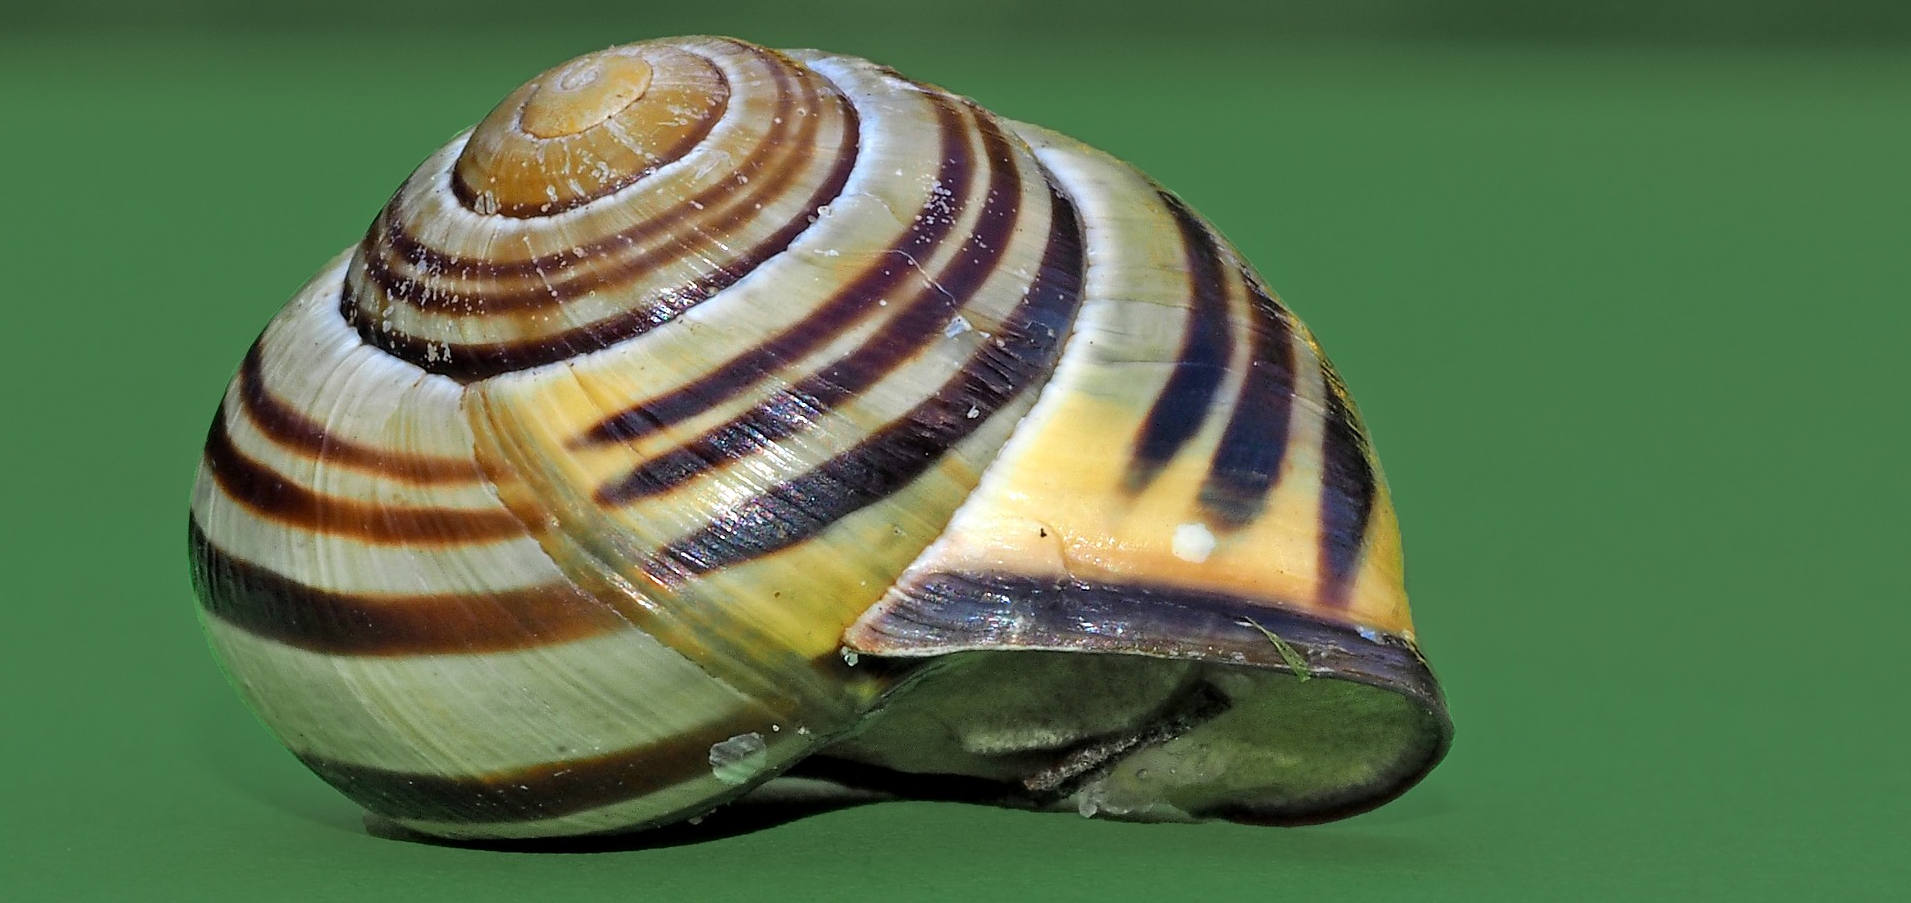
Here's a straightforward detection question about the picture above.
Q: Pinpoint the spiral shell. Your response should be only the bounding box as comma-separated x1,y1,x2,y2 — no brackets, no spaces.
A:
190,36,1450,839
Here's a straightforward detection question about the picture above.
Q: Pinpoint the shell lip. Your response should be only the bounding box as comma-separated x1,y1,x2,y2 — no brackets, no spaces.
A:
847,572,1448,718
842,571,1453,818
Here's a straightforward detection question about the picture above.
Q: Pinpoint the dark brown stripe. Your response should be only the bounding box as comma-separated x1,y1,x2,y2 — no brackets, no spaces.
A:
594,105,1029,505
1317,362,1377,604
643,181,1085,581
1198,273,1296,527
369,56,815,310
292,707,786,825
345,99,863,383
189,518,621,655
203,411,523,545
850,571,1445,720
1124,192,1233,491
580,95,977,446
448,53,732,219
236,341,481,485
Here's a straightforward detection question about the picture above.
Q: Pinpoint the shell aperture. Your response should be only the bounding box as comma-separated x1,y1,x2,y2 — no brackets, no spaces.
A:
189,36,1450,840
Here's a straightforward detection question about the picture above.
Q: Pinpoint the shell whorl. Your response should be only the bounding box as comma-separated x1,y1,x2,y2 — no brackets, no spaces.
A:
456,47,698,216
345,38,859,380
190,36,1446,840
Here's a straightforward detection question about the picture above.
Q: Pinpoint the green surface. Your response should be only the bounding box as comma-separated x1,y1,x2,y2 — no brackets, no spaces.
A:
4,6,1907,899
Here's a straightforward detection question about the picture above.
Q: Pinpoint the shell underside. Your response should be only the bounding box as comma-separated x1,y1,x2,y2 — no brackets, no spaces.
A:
189,36,1448,839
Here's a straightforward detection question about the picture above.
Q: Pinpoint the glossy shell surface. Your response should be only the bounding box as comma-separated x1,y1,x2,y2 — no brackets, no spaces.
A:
189,36,1450,839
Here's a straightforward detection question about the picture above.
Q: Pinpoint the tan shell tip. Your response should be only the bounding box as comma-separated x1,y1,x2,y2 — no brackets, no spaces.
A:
517,52,654,139
454,41,731,218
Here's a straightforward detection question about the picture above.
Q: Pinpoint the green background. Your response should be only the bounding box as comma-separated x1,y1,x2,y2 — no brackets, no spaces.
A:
4,2,1905,899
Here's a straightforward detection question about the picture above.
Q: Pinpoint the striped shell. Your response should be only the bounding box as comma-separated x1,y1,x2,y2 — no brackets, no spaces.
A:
189,36,1451,840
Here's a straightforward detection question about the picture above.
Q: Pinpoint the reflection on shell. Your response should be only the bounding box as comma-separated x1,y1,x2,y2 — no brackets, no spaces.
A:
189,36,1450,840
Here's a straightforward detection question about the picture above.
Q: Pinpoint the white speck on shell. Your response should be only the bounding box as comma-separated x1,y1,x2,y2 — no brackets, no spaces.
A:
708,732,768,786
1172,523,1216,563
840,647,860,667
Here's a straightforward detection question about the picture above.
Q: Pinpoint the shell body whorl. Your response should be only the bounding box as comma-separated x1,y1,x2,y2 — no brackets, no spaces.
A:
190,36,1450,840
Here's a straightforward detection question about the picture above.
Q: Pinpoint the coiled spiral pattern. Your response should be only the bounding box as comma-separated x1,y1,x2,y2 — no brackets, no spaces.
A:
190,37,1448,839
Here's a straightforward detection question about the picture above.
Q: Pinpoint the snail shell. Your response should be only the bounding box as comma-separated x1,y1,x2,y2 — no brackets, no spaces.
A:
189,36,1450,840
